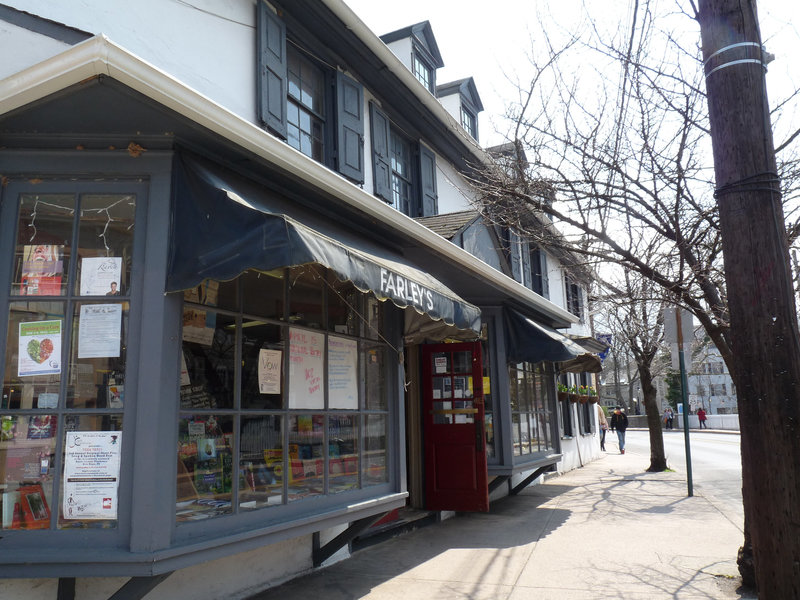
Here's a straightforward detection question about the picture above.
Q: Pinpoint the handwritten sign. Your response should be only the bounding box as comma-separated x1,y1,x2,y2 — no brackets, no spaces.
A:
258,349,282,394
328,336,358,409
288,327,324,409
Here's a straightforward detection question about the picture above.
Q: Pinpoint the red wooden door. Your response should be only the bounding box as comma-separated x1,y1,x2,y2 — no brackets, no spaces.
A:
422,342,489,512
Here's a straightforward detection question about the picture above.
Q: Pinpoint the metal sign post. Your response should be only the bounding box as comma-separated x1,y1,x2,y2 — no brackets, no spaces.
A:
665,307,694,497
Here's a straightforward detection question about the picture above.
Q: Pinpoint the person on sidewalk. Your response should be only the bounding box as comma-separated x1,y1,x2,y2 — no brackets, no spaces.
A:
697,407,708,429
597,404,609,451
663,407,674,430
610,408,628,454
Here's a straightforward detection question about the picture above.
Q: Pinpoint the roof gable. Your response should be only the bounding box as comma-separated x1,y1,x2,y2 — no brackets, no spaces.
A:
436,77,484,112
379,20,444,68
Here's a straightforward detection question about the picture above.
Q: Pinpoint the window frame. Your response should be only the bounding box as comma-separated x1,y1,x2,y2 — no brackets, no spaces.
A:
0,177,149,543
174,266,397,528
257,3,365,183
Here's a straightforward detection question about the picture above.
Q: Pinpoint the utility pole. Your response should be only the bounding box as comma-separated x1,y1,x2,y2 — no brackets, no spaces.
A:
699,0,800,595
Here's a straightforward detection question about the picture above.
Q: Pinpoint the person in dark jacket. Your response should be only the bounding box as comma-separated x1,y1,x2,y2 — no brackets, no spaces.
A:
610,408,629,454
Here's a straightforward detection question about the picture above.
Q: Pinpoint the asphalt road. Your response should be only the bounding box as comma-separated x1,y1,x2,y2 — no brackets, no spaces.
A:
624,429,744,531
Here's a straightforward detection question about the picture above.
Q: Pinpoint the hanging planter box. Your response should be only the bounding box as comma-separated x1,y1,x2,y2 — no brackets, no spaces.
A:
578,395,590,404
568,393,580,403
557,391,569,402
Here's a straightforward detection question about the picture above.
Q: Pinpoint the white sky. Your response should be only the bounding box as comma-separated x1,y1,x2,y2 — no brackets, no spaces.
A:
343,0,799,149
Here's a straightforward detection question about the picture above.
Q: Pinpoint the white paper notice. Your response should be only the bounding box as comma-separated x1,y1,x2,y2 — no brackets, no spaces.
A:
258,349,282,394
78,304,122,358
288,327,324,409
63,431,122,520
80,257,122,296
18,320,62,377
434,356,447,374
328,336,358,409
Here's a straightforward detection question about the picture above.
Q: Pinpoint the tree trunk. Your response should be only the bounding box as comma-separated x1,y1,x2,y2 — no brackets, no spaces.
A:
639,365,667,471
699,1,800,595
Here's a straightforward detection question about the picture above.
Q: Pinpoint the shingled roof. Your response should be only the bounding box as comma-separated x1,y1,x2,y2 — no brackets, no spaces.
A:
415,210,479,240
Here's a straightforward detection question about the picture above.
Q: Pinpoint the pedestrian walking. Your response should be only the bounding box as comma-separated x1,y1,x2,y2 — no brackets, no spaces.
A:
597,404,609,451
663,407,674,430
610,408,628,454
697,407,708,429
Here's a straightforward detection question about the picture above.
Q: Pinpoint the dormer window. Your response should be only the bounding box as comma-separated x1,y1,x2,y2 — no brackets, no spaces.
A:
413,54,434,92
380,21,444,95
436,77,483,142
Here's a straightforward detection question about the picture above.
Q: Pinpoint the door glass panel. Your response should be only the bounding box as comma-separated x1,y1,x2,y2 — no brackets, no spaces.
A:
452,351,471,373
432,376,451,401
431,352,450,375
433,400,453,425
12,194,75,297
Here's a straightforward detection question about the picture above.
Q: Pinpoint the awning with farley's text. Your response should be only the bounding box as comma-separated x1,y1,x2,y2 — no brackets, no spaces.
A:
166,152,481,343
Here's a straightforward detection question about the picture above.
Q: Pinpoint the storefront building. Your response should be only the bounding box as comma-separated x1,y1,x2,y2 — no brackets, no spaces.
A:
0,2,604,598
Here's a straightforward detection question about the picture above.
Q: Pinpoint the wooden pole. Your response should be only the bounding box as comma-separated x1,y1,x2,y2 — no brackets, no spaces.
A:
699,0,800,595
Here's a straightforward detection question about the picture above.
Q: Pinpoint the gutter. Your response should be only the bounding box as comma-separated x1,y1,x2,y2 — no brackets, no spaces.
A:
0,34,577,327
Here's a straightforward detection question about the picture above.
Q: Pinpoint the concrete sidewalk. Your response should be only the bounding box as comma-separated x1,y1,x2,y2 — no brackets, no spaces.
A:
246,448,752,600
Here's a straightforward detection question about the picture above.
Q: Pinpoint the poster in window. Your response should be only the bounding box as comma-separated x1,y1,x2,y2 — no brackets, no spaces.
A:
182,308,216,346
328,336,358,409
80,257,122,296
20,244,64,296
18,320,62,377
63,431,122,520
288,327,324,409
77,304,122,358
258,349,282,394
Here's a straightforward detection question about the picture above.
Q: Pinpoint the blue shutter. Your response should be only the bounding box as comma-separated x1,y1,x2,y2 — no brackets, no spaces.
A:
509,230,522,282
540,250,549,299
336,71,364,183
257,4,287,138
419,144,438,216
370,102,392,202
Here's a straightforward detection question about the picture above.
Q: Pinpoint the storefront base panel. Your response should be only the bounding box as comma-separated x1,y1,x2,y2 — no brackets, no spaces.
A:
0,528,352,600
557,434,603,473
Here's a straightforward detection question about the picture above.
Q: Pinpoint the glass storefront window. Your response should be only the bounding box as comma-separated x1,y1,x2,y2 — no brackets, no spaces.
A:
176,266,393,522
239,415,283,510
2,189,136,533
508,362,555,457
176,415,234,522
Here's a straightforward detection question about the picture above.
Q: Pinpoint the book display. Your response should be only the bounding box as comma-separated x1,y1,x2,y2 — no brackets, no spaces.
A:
0,416,56,530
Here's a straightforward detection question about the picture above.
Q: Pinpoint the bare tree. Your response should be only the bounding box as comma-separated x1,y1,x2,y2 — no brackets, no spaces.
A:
598,272,669,471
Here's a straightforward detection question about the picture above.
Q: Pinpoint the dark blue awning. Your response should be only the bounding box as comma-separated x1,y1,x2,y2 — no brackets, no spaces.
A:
503,308,590,365
167,153,481,340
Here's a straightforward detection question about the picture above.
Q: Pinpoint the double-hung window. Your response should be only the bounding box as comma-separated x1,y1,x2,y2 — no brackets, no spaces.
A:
413,54,433,92
257,2,364,183
370,102,438,218
286,49,325,161
460,106,477,139
565,277,583,320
